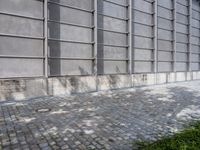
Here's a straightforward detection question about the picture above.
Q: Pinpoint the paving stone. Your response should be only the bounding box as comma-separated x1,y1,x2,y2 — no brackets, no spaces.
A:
61,145,69,149
1,81,200,149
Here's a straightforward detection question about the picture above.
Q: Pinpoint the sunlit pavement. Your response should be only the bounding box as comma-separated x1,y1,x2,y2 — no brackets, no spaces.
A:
1,81,200,150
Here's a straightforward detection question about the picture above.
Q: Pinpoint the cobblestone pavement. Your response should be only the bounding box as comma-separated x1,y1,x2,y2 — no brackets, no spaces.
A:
1,81,200,150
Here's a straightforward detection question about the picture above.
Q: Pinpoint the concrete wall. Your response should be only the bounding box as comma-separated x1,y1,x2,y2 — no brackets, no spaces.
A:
0,0,200,100
1,71,200,101
0,0,200,78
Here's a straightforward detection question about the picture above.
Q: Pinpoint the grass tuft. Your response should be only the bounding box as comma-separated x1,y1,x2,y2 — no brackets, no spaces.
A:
133,121,200,150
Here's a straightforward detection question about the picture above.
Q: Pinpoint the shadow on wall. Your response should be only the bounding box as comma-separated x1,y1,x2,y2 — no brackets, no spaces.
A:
48,0,61,76
45,0,105,94
107,75,121,89
97,0,104,75
48,0,92,77
47,0,121,77
47,1,91,92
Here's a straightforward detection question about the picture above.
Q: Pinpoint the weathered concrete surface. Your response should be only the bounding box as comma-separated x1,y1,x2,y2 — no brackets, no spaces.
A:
0,78,47,101
1,81,200,149
48,76,96,96
1,71,200,101
98,75,132,90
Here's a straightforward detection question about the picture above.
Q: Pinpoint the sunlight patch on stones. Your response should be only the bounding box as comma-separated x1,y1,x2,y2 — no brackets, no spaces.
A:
36,108,51,113
177,105,200,121
50,109,69,115
19,117,36,123
84,129,94,135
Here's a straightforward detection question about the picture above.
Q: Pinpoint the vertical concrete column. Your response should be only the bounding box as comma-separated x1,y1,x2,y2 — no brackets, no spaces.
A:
94,0,98,91
173,0,177,81
198,1,200,72
128,0,132,75
188,0,193,80
44,0,49,95
153,0,158,83
44,0,48,77
188,0,192,72
173,0,177,73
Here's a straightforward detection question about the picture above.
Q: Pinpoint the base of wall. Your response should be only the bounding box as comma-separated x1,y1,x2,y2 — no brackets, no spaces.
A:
1,71,200,101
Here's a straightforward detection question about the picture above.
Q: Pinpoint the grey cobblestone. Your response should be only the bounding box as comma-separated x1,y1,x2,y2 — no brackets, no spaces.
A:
1,81,200,149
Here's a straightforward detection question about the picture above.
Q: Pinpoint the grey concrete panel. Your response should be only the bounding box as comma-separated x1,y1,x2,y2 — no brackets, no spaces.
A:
133,11,153,25
49,0,93,10
146,0,154,2
49,60,93,76
176,63,187,71
192,27,200,37
134,49,152,60
98,31,127,45
98,1,127,19
0,14,43,37
134,62,152,73
134,0,153,14
176,13,189,24
158,18,173,30
158,62,172,72
0,58,43,78
103,46,127,59
133,24,153,37
158,40,173,50
176,23,189,34
191,63,199,71
48,41,93,58
134,36,153,49
158,7,173,20
176,43,188,52
0,37,43,56
158,51,172,61
191,45,200,53
158,29,173,40
193,0,200,11
158,0,173,9
48,3,92,26
107,0,127,5
191,36,200,45
177,0,189,6
192,10,200,20
0,0,43,18
192,19,200,28
176,33,189,43
191,54,200,61
177,4,188,15
48,22,92,42
103,61,127,74
176,53,188,61
97,15,127,33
